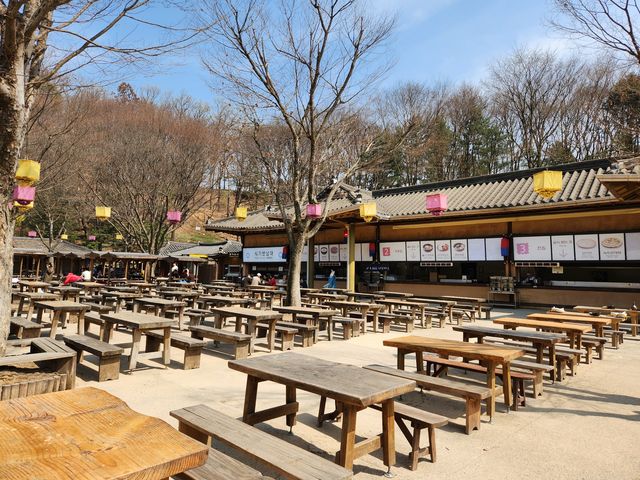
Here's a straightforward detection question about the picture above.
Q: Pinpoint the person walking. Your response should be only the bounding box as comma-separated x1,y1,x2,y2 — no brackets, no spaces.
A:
323,270,336,289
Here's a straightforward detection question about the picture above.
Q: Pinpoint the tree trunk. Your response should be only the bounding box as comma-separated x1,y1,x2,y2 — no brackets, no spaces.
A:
0,202,14,356
285,236,305,306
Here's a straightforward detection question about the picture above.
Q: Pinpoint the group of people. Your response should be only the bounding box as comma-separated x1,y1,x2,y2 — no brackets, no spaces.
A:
169,262,195,282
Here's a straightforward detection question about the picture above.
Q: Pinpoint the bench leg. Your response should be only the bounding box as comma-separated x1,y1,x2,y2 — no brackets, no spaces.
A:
533,371,543,397
406,320,414,333
183,347,202,370
597,344,604,360
302,331,313,348
281,332,294,351
465,398,481,434
382,319,391,334
98,355,121,381
235,340,250,359
343,324,352,340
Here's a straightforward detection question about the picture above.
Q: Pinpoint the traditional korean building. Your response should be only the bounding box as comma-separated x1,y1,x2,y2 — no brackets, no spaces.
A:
207,158,640,307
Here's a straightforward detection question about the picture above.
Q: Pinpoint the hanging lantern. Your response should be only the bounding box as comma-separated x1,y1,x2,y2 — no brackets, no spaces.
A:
115,233,124,240
27,230,37,238
167,210,182,224
12,185,36,206
533,170,562,199
426,193,448,216
343,229,349,243
88,235,96,241
368,242,376,259
15,201,33,211
359,203,377,223
15,159,41,184
61,233,69,240
95,206,111,220
235,207,247,221
306,203,323,219
500,236,510,257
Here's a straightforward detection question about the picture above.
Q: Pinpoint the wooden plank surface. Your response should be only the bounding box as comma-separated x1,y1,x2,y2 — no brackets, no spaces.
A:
135,296,186,306
528,313,611,326
274,306,340,316
33,300,89,311
383,335,524,362
102,311,174,329
453,325,567,344
0,387,207,479
494,317,591,333
228,352,414,408
212,306,283,320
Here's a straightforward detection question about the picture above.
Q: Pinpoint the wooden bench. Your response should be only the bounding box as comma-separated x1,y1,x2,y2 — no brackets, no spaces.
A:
185,309,214,327
175,447,274,480
348,311,414,333
275,321,317,348
369,402,447,470
364,364,492,434
170,405,353,480
9,316,42,339
144,331,205,369
256,323,297,351
83,311,106,338
328,316,361,340
451,307,476,323
480,305,493,319
423,356,534,410
81,302,113,314
63,334,122,382
510,360,555,397
582,336,607,361
190,325,251,359
603,327,624,347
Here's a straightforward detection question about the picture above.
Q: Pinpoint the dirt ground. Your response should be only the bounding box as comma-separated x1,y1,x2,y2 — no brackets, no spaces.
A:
74,308,640,479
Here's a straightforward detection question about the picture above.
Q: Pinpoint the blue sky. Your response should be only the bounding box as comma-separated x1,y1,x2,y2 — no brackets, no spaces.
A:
110,0,581,104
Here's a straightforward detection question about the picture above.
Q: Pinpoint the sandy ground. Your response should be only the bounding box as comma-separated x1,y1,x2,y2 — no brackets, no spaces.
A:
72,308,640,479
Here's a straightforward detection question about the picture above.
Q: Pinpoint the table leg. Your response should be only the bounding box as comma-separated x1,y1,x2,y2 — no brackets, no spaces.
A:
286,385,297,431
17,297,25,316
242,376,259,422
576,332,582,351
247,318,256,354
549,344,558,381
102,321,114,343
133,301,139,313
502,362,512,413
178,306,185,330
128,328,142,370
267,320,276,352
36,306,44,324
26,302,35,322
631,311,638,336
486,360,497,419
49,310,61,337
397,348,406,370
77,311,85,335
162,326,171,365
381,399,396,471
596,325,604,337
338,405,357,469
416,351,424,372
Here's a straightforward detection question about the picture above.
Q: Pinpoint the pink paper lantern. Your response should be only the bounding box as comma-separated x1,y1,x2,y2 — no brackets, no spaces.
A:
167,210,182,224
306,203,322,219
27,230,37,238
88,235,96,241
426,193,448,216
12,185,35,205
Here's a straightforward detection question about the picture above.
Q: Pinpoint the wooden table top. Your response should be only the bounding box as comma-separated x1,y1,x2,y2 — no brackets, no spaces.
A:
199,295,254,304
573,305,628,313
16,292,58,299
325,300,379,308
212,306,283,320
229,352,415,408
440,295,486,303
102,311,175,329
377,291,414,298
101,291,142,299
528,313,612,326
453,325,568,344
159,290,200,297
0,387,207,479
18,280,50,287
306,292,348,300
135,296,187,307
48,286,81,292
412,298,456,306
375,298,429,307
33,300,89,311
74,281,103,288
494,317,592,333
384,335,525,363
274,306,341,316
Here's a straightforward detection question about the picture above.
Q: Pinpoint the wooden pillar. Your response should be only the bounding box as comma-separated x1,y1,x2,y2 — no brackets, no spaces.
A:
347,223,356,292
35,257,41,278
307,237,315,288
124,261,129,279
18,256,24,277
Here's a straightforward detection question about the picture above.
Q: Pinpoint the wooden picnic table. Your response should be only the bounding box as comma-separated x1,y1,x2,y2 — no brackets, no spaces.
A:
375,298,433,328
306,292,349,303
273,305,341,342
18,280,51,292
228,352,415,471
377,291,414,299
383,335,524,416
211,306,283,353
33,300,89,337
493,317,591,349
73,281,103,295
48,285,81,301
16,291,59,319
101,311,174,371
346,291,384,301
528,313,612,337
100,290,143,312
196,295,257,309
133,296,187,328
573,305,638,336
167,281,200,290
159,289,200,308
0,387,207,479
202,283,235,293
453,325,567,379
324,300,383,333
411,298,456,321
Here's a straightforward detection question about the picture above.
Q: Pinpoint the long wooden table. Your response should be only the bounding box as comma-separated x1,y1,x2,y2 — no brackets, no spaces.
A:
273,305,341,342
16,291,58,319
324,300,382,333
384,335,523,416
133,296,187,329
494,317,592,349
528,313,612,337
102,311,174,371
18,280,51,292
212,306,282,353
573,305,637,336
375,298,433,328
228,352,415,471
0,387,207,478
33,300,89,337
412,298,456,321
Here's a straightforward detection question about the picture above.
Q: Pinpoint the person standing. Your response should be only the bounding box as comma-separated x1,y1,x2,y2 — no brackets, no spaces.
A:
323,270,336,289
42,262,55,282
251,273,262,286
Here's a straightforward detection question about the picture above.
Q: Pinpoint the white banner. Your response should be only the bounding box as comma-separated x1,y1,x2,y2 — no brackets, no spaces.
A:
380,242,406,262
243,246,286,263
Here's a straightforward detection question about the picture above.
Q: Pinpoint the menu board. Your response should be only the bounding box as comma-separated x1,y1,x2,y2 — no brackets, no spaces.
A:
574,234,599,261
327,244,339,262
599,233,625,261
451,239,468,261
626,233,640,260
318,244,329,261
513,236,552,261
485,237,504,261
243,246,286,263
551,235,575,261
420,240,436,261
468,238,486,261
406,241,421,262
435,240,451,261
339,244,348,262
380,241,406,262
355,243,362,261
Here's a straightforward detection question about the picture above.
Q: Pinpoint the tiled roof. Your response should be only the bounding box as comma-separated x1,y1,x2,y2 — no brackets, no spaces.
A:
13,237,93,256
163,240,242,258
158,241,196,256
206,159,617,232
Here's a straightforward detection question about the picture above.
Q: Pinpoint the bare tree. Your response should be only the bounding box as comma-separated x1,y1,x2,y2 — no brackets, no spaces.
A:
552,0,640,65
201,0,396,305
0,1,196,354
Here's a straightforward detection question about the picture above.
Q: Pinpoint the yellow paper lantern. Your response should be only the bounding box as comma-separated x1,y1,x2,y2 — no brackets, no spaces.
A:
533,170,562,199
61,234,69,240
235,207,248,221
95,206,111,220
15,159,41,184
115,233,123,240
359,202,377,222
14,201,33,211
